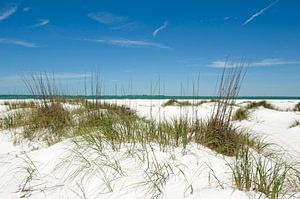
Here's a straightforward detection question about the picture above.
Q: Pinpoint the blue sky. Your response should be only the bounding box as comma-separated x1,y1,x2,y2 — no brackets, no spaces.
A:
0,0,299,96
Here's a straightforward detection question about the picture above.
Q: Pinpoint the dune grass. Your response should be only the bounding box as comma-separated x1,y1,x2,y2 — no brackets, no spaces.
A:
289,120,300,128
245,101,275,110
1,64,254,155
294,102,300,111
3,66,300,198
162,99,193,107
4,101,36,110
229,146,300,199
233,108,249,121
231,101,275,122
162,99,217,107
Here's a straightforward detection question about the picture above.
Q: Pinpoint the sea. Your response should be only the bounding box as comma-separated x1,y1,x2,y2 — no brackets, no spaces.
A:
0,95,299,100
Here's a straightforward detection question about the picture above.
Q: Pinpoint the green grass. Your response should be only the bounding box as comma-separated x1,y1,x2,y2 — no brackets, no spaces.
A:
3,69,300,198
294,102,300,111
24,103,72,145
4,101,36,110
162,99,217,107
233,108,249,121
162,99,192,107
229,146,300,199
194,119,266,156
289,120,300,128
245,101,275,110
0,110,30,130
0,99,267,157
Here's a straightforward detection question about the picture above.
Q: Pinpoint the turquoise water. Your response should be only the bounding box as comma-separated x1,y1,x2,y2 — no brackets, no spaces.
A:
0,95,299,100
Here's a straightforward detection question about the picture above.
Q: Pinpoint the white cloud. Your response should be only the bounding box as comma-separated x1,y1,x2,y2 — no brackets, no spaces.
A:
88,12,127,25
85,38,169,49
53,73,93,79
32,19,50,27
251,58,300,66
152,21,168,38
243,0,279,26
0,38,38,48
0,6,17,22
209,58,300,68
88,12,138,31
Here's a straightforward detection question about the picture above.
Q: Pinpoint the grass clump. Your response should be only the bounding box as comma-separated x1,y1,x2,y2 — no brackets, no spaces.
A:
233,108,249,121
246,101,275,110
162,99,192,107
289,120,300,128
294,102,300,111
196,120,262,156
162,99,218,107
10,74,73,145
23,103,72,144
0,111,28,129
230,146,300,199
4,101,36,110
194,61,247,156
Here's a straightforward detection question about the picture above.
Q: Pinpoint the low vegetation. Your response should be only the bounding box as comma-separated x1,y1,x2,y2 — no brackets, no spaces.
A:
246,101,275,110
294,102,300,111
162,99,217,107
233,108,249,121
289,120,300,128
4,101,36,110
232,101,275,121
230,146,300,199
1,66,300,198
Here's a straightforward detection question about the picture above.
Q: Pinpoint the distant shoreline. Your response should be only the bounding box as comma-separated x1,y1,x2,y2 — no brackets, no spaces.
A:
0,95,300,100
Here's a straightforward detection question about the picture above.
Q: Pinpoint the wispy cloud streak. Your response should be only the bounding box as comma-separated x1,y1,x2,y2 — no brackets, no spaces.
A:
251,58,300,66
0,6,17,22
243,0,279,25
88,12,126,25
85,38,169,49
152,21,168,38
209,58,300,68
32,19,50,27
0,38,38,48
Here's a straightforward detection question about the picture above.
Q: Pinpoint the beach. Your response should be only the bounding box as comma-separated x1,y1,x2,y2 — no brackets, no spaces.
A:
0,99,299,199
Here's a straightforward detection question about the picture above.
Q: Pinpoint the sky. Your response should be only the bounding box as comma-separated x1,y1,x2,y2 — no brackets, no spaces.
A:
0,0,299,96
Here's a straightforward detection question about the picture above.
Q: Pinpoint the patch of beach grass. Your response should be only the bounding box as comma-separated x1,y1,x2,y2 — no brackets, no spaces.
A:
229,146,300,199
162,99,192,107
294,102,300,111
162,99,217,107
246,101,275,110
289,120,300,128
23,102,72,144
4,101,36,110
193,61,248,156
233,108,249,121
0,111,28,129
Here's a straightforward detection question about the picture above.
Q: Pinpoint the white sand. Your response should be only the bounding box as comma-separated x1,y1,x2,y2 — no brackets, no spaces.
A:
0,99,299,198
